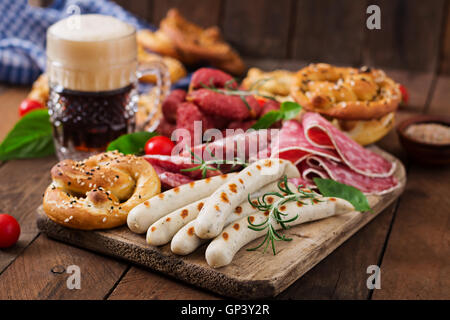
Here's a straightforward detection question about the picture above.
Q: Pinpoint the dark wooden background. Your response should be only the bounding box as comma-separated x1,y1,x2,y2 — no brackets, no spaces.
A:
112,0,450,75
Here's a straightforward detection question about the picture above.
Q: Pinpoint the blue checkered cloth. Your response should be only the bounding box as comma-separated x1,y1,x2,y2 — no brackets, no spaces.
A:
0,0,154,85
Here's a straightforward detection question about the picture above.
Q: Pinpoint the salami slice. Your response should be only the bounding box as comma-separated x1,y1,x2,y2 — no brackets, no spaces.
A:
143,154,222,179
182,129,274,163
271,120,341,164
151,164,194,190
302,112,395,178
305,155,399,195
296,158,329,185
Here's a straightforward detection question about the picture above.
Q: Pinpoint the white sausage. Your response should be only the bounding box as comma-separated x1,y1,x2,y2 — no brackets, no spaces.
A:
205,197,354,268
171,181,299,254
151,180,296,247
146,198,207,245
194,159,300,239
127,173,237,233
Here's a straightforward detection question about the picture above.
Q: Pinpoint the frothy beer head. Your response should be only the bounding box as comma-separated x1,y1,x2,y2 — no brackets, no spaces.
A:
47,14,137,92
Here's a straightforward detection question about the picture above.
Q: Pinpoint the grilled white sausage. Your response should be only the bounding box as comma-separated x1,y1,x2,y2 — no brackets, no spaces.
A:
205,197,354,268
150,180,296,247
146,198,207,245
127,173,237,234
194,159,300,239
171,181,299,254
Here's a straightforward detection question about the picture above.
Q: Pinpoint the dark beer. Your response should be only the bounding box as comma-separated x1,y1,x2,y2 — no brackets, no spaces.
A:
49,85,137,153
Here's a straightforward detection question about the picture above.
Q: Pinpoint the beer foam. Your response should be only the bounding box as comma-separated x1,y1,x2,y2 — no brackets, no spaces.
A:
48,14,134,42
47,14,137,92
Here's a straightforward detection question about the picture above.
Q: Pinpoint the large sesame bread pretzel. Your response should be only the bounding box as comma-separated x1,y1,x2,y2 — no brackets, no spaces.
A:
291,63,401,120
43,151,160,230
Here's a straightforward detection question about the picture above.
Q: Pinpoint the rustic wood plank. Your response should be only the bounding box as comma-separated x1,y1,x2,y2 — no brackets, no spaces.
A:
427,75,450,115
108,266,220,300
363,0,445,72
439,1,450,75
371,165,450,299
277,201,397,299
221,0,292,59
152,0,222,27
0,157,56,274
291,0,366,66
372,76,450,299
36,147,405,299
0,235,128,299
114,0,153,22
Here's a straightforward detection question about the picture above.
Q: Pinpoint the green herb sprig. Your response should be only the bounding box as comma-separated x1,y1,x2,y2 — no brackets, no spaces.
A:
181,143,248,179
251,101,302,130
247,175,321,255
201,78,277,102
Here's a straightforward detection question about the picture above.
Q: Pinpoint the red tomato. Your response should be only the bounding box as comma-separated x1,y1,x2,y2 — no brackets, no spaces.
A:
144,136,175,156
399,84,409,105
19,98,44,117
0,214,21,248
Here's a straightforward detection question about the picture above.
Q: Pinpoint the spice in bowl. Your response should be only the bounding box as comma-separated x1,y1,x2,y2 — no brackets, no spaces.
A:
404,123,450,145
396,115,450,165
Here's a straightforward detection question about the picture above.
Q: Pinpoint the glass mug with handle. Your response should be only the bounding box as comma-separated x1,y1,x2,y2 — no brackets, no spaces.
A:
46,14,170,160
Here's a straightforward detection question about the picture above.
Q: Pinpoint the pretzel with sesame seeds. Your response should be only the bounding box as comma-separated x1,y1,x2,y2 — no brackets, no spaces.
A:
43,151,160,230
291,63,401,120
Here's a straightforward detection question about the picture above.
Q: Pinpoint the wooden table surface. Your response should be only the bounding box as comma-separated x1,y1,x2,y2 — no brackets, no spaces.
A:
0,61,449,300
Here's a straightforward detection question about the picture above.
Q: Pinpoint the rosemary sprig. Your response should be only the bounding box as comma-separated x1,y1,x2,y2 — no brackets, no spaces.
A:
200,81,277,102
180,143,248,179
247,175,322,255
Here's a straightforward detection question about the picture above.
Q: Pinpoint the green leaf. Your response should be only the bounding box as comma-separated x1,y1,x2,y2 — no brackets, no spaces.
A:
280,101,302,120
106,131,158,155
313,178,371,212
0,109,54,161
251,111,284,130
251,101,302,130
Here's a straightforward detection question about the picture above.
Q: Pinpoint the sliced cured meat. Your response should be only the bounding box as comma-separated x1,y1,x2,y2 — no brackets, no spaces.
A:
190,68,238,90
144,154,222,179
305,155,399,195
296,158,329,185
182,129,275,163
188,89,262,120
162,89,187,124
302,112,395,177
271,120,341,163
151,164,194,190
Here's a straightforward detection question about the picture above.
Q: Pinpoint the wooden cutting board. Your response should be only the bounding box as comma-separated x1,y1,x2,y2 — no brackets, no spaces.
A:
36,147,406,299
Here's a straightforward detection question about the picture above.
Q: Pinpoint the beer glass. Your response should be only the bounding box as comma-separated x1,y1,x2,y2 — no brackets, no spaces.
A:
46,14,170,160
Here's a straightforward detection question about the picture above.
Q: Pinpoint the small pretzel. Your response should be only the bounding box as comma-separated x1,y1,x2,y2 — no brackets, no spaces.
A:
43,151,160,230
291,63,401,120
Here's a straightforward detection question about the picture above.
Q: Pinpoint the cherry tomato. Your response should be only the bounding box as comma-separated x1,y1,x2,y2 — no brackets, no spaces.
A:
399,84,409,105
144,136,175,156
0,214,21,248
18,98,44,117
